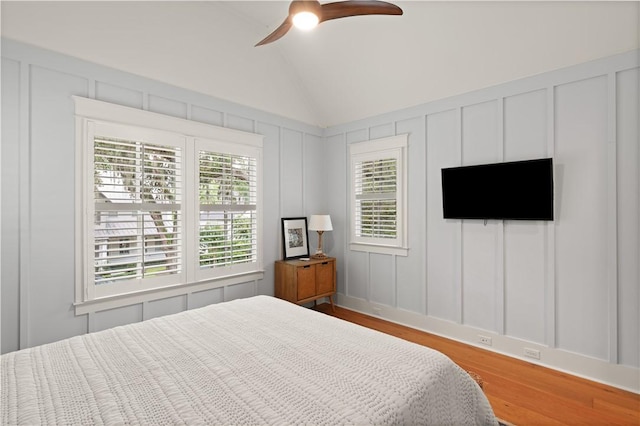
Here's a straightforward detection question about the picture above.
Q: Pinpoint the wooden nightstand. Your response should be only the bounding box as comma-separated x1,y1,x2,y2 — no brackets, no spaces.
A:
275,257,336,311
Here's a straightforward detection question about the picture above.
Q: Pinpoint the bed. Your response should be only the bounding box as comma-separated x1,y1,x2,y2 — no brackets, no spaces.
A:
1,295,498,425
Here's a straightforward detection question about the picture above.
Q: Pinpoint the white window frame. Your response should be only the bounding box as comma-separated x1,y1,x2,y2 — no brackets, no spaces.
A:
74,97,263,315
349,134,408,256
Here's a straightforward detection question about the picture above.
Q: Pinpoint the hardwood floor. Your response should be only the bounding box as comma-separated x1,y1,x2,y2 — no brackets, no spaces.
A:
314,304,640,425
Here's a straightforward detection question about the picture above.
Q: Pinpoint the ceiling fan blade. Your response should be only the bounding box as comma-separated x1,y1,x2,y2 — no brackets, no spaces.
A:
319,1,403,23
255,17,293,46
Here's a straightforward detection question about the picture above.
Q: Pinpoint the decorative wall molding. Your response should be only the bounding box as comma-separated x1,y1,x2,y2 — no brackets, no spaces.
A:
327,49,640,392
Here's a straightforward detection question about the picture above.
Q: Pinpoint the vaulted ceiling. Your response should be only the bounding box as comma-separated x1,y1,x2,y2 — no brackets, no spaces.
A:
2,1,638,127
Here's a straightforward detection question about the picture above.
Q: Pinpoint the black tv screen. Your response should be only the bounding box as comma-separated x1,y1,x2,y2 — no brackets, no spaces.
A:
441,158,554,220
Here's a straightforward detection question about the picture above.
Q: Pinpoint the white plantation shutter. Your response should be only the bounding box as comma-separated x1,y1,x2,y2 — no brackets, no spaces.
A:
91,127,185,298
350,135,408,255
198,150,258,268
354,157,398,239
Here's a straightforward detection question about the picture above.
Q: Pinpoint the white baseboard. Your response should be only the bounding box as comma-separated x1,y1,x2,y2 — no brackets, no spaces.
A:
336,293,640,394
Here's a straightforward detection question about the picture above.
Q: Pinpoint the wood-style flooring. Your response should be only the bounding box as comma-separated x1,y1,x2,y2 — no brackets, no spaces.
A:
314,304,640,425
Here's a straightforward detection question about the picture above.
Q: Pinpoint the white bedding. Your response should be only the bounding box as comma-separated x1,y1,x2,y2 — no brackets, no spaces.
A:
2,295,497,425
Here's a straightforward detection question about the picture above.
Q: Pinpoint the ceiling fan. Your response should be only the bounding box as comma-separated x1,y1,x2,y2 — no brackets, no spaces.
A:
255,0,403,47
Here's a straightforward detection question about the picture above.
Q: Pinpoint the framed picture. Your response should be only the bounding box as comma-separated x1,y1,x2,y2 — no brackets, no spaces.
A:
281,217,310,259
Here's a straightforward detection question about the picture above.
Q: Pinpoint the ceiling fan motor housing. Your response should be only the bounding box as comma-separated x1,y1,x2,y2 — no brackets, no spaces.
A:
290,1,323,21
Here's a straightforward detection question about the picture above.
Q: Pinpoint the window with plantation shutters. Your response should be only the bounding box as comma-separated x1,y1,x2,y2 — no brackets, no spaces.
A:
75,97,263,314
197,143,260,280
86,121,187,300
94,137,183,286
350,135,408,256
354,157,397,239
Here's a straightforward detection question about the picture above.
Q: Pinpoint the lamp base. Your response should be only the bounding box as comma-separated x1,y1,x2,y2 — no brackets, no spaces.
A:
310,252,328,259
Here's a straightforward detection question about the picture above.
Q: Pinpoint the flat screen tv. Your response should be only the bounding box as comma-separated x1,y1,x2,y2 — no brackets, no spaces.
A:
441,158,554,220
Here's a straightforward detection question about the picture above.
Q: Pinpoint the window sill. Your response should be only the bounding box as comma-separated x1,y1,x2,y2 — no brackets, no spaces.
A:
74,270,264,315
349,243,409,257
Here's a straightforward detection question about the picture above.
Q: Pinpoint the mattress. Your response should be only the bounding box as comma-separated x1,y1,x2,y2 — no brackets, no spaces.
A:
1,295,498,425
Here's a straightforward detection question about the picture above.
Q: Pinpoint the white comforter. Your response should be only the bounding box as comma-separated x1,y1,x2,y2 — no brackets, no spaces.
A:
2,295,497,425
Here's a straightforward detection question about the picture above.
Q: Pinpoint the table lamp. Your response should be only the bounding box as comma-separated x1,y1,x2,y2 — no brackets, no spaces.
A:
308,215,332,259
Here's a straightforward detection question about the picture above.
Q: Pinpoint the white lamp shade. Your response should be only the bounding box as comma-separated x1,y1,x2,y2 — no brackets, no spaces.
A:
308,215,333,231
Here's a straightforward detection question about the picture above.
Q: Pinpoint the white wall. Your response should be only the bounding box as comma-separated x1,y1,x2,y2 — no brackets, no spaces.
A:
326,50,640,392
1,39,326,352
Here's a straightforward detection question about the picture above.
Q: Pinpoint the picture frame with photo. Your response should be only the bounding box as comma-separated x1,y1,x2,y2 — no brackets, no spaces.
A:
281,217,310,260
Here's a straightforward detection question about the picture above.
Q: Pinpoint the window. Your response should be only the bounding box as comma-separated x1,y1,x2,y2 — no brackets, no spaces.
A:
91,128,185,299
196,140,259,281
349,134,408,256
75,97,263,314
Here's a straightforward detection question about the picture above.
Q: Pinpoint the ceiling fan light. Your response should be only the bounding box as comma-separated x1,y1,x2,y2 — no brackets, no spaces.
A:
292,11,319,30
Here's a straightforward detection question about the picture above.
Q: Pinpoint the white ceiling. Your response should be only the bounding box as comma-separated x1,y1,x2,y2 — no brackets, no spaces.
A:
2,1,638,127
